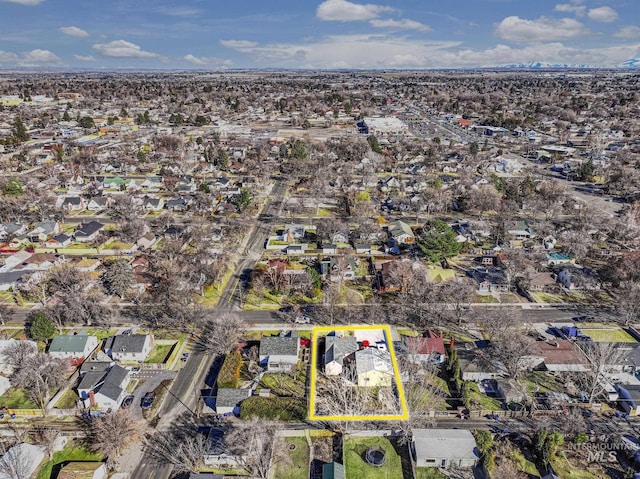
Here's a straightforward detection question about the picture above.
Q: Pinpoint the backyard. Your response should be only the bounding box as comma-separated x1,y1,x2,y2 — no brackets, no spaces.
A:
344,436,406,479
35,443,103,479
144,343,176,364
0,387,38,409
272,436,310,479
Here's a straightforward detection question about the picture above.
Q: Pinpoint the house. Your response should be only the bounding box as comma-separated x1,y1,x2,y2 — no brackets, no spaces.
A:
321,257,357,281
28,220,62,242
61,196,85,211
166,195,193,211
412,429,478,469
388,220,415,244
0,221,27,241
48,332,98,362
404,331,447,364
470,267,510,293
74,221,105,243
105,334,152,362
528,272,558,293
87,196,111,212
46,233,73,248
507,220,534,244
0,443,46,479
322,462,345,479
141,195,164,211
12,253,63,273
529,340,590,372
556,266,600,291
102,176,125,190
616,384,640,416
0,271,31,292
458,345,505,381
57,462,108,479
350,347,394,387
330,231,349,245
324,333,359,376
78,364,130,411
137,232,157,249
259,334,300,372
215,388,252,415
547,252,572,266
282,224,310,242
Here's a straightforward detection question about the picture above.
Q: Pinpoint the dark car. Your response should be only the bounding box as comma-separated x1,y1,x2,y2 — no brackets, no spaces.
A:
121,395,135,408
141,392,156,409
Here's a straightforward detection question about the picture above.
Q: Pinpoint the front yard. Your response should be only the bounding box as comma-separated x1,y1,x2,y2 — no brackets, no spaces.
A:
144,343,176,364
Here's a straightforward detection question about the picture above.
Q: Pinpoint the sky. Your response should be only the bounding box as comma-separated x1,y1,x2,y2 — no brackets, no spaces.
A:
0,0,639,69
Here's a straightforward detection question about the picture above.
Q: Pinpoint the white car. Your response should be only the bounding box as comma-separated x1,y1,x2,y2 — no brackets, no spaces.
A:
294,315,311,324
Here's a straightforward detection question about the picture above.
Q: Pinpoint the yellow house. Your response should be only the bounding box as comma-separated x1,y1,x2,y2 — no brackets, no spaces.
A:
355,347,394,387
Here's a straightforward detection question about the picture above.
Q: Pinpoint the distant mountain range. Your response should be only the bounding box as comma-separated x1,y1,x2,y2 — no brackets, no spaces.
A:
499,58,640,69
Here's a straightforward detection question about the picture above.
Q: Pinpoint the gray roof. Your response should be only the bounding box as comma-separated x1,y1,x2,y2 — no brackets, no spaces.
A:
189,474,224,479
78,371,106,390
96,365,128,401
216,388,252,407
75,220,104,238
325,335,358,367
79,361,113,375
355,347,393,376
259,336,299,357
0,271,31,285
109,334,149,354
48,333,94,354
413,429,478,461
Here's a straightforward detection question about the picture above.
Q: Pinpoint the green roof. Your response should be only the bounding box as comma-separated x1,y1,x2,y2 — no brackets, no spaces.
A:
48,333,93,353
323,462,345,479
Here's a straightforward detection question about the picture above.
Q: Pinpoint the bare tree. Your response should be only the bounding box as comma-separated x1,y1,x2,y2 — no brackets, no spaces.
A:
489,330,534,380
0,443,37,479
0,301,10,325
36,428,60,460
576,341,626,404
102,258,133,298
193,312,247,356
0,340,37,367
145,428,210,474
88,410,144,466
11,353,67,415
615,281,640,326
224,417,281,479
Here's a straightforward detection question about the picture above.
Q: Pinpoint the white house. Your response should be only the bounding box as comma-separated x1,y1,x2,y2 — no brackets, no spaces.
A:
48,332,98,362
258,335,300,372
78,364,130,411
105,334,152,362
412,429,478,469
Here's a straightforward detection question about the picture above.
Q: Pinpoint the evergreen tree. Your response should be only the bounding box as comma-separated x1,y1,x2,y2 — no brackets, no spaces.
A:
12,116,29,142
29,311,56,340
418,220,462,263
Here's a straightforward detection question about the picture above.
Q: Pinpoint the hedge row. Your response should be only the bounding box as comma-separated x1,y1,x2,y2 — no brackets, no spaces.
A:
217,350,242,388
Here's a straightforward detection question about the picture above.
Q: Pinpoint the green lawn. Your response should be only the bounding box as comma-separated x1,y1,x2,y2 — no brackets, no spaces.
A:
144,343,175,363
55,389,79,409
580,327,637,343
415,468,448,479
83,328,117,340
0,387,38,409
520,371,564,394
473,295,499,303
273,437,310,479
344,436,404,479
550,454,601,479
466,382,502,411
510,450,540,477
240,396,306,421
260,370,306,397
35,443,103,479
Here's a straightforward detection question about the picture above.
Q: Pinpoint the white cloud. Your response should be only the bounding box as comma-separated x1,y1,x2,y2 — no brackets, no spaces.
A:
225,33,640,69
369,18,431,32
588,6,618,23
0,50,19,62
155,6,201,17
0,0,43,5
554,3,586,16
74,54,95,61
92,40,159,58
59,26,89,37
496,16,588,42
183,54,232,67
614,26,640,39
220,39,258,50
21,49,61,64
316,0,394,22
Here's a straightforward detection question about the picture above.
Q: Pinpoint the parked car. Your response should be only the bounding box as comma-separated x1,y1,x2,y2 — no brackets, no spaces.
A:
121,395,135,408
294,315,311,324
141,392,156,409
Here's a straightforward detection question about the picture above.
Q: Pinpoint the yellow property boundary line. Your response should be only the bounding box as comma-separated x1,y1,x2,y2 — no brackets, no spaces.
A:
309,324,409,421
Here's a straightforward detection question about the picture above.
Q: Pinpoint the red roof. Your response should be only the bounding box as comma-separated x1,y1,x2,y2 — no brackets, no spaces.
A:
459,119,471,127
406,332,446,356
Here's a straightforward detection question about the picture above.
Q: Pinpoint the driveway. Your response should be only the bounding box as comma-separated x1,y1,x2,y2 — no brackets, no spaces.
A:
127,370,177,420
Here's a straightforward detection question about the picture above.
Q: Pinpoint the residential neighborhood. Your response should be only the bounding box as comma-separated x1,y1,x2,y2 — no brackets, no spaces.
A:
0,59,639,479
